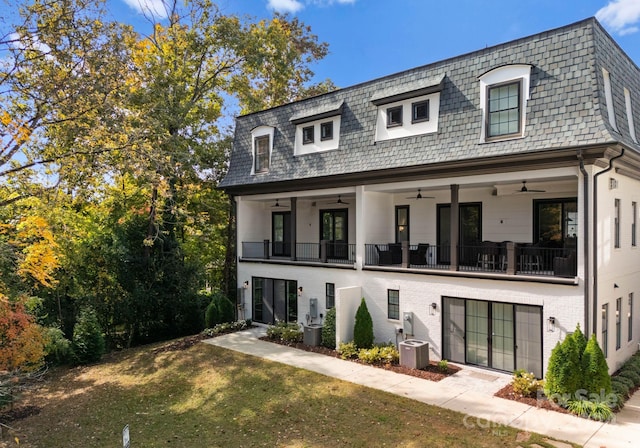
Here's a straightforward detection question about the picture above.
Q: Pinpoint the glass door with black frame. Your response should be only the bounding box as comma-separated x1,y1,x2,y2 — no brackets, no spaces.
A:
320,209,348,259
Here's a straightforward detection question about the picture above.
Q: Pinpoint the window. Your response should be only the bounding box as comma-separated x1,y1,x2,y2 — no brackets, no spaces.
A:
625,87,637,143
616,297,622,350
320,209,348,259
615,199,621,248
633,202,637,247
302,126,314,144
326,283,335,309
320,121,333,141
533,198,578,248
602,303,609,358
388,290,399,320
272,212,291,257
412,100,429,123
395,205,410,243
254,135,270,173
629,293,634,342
387,106,403,127
487,80,521,138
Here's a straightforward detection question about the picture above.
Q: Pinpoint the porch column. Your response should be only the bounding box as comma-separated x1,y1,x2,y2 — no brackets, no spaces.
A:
355,185,365,269
290,197,297,261
449,184,459,271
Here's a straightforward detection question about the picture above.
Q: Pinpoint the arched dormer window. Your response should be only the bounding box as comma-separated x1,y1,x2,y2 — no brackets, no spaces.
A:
250,125,274,174
478,64,532,142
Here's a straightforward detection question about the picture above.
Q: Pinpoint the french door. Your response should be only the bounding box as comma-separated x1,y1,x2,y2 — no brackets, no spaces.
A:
252,277,298,324
272,212,292,257
442,297,542,377
320,209,348,259
437,203,482,265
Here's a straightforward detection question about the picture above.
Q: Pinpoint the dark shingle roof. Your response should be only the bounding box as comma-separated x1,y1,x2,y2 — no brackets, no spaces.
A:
220,18,640,191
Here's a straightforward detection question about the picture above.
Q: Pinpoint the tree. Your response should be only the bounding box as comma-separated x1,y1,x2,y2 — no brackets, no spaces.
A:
581,334,611,396
72,307,105,364
0,295,45,372
353,298,373,349
321,306,336,349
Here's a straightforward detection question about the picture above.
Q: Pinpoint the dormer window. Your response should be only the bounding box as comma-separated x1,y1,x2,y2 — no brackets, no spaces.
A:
412,100,430,123
254,135,270,173
487,80,521,138
302,126,314,144
478,64,531,143
250,125,275,175
321,121,333,141
387,106,403,128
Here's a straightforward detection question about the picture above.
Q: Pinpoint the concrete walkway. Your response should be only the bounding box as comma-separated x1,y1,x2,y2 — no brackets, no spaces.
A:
203,327,639,448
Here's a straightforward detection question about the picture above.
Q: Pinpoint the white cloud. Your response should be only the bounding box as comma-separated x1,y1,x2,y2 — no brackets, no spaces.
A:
267,0,304,13
267,0,356,13
596,0,640,35
122,0,169,19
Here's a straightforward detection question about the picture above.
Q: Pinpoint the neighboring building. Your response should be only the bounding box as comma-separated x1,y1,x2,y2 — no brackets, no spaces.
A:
220,18,640,377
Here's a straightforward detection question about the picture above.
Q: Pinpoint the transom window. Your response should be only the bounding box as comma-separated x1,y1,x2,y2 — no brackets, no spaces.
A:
302,126,314,144
320,121,333,141
487,80,521,138
387,106,403,128
388,289,399,320
412,100,429,123
254,135,270,173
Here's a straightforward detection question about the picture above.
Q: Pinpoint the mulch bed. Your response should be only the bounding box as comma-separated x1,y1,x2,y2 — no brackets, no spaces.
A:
493,384,571,414
259,337,460,381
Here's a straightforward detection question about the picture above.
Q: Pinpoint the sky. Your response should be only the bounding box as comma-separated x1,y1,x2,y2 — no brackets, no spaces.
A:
105,0,640,90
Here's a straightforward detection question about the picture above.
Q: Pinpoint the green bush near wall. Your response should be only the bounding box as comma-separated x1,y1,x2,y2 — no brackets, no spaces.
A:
353,298,374,349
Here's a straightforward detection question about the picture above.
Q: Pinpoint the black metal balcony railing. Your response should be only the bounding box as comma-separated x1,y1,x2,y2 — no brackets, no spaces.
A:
242,240,577,278
241,240,356,265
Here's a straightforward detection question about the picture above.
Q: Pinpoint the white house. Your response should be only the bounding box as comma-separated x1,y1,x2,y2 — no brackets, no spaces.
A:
220,18,640,377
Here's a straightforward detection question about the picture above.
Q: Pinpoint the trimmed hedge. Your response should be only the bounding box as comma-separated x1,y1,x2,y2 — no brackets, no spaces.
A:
321,307,336,349
353,298,373,349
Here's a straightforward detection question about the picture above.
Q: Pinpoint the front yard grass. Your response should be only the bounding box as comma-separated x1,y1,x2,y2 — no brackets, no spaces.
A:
3,339,576,447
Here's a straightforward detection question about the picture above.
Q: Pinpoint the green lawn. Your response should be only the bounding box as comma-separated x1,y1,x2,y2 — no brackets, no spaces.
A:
5,339,576,447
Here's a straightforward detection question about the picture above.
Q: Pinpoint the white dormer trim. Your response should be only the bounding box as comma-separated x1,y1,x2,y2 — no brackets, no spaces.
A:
294,115,341,155
478,64,532,143
374,93,440,142
250,125,274,175
624,87,637,143
602,68,618,131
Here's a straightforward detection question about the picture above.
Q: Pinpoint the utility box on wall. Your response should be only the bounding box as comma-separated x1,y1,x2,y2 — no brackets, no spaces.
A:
309,298,318,318
403,311,413,336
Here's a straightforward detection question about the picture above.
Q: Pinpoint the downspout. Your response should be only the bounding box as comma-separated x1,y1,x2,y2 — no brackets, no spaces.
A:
592,147,624,336
577,150,590,336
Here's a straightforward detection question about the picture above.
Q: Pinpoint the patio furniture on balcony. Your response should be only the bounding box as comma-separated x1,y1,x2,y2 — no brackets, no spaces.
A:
410,243,430,266
477,241,500,270
375,243,402,265
553,251,577,277
519,244,543,272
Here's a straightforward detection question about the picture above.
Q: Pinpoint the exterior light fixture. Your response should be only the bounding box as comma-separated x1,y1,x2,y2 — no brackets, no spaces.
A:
614,283,619,288
430,302,437,315
547,316,556,332
298,286,303,296
243,281,249,289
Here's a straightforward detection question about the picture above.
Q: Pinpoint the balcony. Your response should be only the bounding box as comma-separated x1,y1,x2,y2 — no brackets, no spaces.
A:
241,240,356,266
364,241,577,280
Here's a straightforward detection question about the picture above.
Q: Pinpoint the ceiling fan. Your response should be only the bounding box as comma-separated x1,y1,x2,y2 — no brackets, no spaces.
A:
326,195,350,205
271,199,287,208
517,181,546,193
405,188,435,200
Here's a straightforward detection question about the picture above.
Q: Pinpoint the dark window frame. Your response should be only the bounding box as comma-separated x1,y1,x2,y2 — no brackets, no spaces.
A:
602,303,609,357
616,297,622,350
302,125,314,144
326,283,335,309
533,198,578,247
395,205,410,243
320,121,333,141
386,105,403,128
486,79,522,140
632,202,637,247
388,289,400,320
254,135,270,173
629,293,634,342
412,99,430,123
615,198,621,248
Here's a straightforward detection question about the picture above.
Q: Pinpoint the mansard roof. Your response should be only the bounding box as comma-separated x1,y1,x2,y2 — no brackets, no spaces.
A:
220,18,640,193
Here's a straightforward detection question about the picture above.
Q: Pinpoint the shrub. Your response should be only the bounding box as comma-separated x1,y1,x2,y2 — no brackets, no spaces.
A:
338,341,358,360
205,293,236,328
512,370,544,398
612,375,635,390
353,298,374,349
266,321,302,343
438,359,449,373
581,334,611,396
618,369,640,386
611,380,630,400
321,307,337,349
72,308,105,365
566,399,613,421
357,345,399,365
202,319,251,337
43,326,74,365
544,334,582,399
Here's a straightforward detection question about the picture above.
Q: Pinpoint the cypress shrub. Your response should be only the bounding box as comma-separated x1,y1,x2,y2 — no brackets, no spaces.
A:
205,293,235,328
72,308,105,365
544,335,582,400
321,307,337,349
581,334,612,396
353,298,374,349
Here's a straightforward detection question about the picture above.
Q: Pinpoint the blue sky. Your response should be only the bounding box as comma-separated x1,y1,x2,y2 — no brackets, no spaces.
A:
109,0,640,89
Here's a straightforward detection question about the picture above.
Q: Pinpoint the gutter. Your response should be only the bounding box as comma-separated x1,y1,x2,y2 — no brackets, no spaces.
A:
577,150,590,335
592,147,625,337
